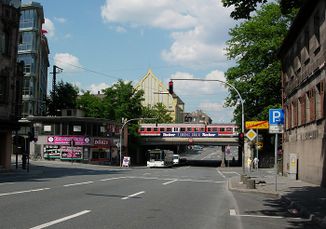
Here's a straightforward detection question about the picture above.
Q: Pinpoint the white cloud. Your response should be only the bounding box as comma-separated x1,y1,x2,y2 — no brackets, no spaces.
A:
43,18,55,38
115,26,127,33
88,83,110,94
54,17,67,23
100,0,235,68
170,70,227,96
54,53,83,73
199,102,234,122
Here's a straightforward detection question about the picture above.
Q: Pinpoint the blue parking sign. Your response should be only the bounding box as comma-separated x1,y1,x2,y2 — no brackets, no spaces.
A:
269,109,284,125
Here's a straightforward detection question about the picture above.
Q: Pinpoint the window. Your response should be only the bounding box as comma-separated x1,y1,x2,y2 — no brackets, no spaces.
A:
146,128,151,131
0,30,9,55
159,128,165,131
180,127,186,132
187,127,192,131
140,128,145,131
18,32,35,51
220,128,225,132
212,128,218,131
208,128,211,131
153,128,158,131
200,128,205,131
20,9,37,29
167,128,172,131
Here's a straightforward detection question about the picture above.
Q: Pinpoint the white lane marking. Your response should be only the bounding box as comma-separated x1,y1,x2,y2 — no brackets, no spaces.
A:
100,177,126,182
217,169,226,179
230,209,237,216
63,181,94,187
177,179,225,184
229,209,307,220
0,188,50,197
223,171,241,175
162,179,178,185
122,191,145,200
29,210,91,229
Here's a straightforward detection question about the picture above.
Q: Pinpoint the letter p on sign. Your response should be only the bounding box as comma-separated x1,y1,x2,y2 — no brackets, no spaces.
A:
269,109,284,125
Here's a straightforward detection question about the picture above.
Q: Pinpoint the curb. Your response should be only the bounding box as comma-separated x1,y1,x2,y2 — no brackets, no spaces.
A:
227,177,279,197
228,177,325,227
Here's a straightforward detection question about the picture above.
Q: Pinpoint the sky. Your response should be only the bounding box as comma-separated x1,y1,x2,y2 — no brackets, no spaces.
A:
23,0,238,123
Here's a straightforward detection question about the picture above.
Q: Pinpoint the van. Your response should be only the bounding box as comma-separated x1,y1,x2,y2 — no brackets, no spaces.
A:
173,154,180,165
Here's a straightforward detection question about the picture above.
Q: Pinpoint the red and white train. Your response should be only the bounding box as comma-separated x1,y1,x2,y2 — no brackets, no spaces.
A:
138,123,238,137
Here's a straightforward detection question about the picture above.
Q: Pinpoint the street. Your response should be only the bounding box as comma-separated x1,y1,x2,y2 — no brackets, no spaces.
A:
0,161,316,229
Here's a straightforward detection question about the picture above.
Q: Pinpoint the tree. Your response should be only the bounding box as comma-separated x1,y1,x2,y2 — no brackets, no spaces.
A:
47,80,79,115
77,91,105,118
221,0,304,20
102,80,144,122
142,103,173,123
224,3,295,125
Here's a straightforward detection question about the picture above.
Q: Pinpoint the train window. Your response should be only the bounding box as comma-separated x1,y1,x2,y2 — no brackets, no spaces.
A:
160,128,165,131
140,128,145,131
194,128,198,131
200,128,204,131
154,128,158,131
226,127,232,131
220,128,225,131
180,127,186,132
146,128,151,131
187,127,192,131
208,128,211,131
167,128,172,131
212,128,218,131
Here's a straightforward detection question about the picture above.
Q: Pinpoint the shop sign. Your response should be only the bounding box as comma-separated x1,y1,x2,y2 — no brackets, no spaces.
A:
60,146,83,160
93,138,111,146
43,145,60,159
47,136,91,145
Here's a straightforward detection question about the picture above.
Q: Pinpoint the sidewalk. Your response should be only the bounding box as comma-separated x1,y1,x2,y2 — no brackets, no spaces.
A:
228,168,326,227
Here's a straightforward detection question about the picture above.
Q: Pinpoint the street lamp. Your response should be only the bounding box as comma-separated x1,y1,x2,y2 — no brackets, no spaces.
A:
119,117,157,167
170,78,245,174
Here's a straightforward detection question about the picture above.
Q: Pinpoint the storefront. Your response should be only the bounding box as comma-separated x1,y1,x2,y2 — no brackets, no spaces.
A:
90,138,113,164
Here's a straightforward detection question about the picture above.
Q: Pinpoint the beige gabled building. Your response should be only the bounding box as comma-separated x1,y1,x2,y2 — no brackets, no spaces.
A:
134,69,184,123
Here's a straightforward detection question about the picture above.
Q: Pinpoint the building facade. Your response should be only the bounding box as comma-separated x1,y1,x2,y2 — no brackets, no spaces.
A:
134,69,185,123
183,110,212,124
18,2,49,117
0,0,23,170
279,0,326,186
25,111,121,165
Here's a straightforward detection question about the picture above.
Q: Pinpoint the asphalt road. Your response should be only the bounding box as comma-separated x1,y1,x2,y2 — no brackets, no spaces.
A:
0,162,317,229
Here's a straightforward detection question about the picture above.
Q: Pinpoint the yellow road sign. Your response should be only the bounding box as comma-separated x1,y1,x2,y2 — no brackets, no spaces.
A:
246,129,257,141
245,121,269,129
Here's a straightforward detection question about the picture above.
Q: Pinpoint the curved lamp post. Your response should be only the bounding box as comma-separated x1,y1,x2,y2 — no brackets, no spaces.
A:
119,117,157,167
170,78,245,174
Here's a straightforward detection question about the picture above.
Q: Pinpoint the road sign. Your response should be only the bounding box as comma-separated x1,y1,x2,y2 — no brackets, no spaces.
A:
246,129,257,141
245,121,269,129
269,109,284,125
269,109,284,134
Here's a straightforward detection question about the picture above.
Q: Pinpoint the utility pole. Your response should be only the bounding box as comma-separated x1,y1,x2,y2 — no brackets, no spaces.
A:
51,65,63,115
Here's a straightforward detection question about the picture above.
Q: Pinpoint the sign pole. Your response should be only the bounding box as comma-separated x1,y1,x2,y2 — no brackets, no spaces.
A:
256,128,259,170
274,133,278,191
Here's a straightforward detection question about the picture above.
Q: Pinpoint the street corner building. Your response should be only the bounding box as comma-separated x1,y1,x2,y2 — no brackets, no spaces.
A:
278,0,326,186
0,0,24,170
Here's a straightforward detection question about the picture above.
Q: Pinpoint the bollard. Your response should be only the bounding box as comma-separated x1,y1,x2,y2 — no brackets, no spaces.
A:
246,179,256,189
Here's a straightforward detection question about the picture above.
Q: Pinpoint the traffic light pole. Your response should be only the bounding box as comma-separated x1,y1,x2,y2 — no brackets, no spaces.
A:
170,78,245,174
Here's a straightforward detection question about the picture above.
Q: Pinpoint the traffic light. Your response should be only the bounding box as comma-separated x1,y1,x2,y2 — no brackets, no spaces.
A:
238,132,244,146
168,80,173,94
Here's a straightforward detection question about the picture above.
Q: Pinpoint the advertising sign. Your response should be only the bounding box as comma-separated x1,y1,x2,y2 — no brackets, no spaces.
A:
47,136,91,145
43,145,60,159
161,132,218,138
60,146,83,160
122,156,130,167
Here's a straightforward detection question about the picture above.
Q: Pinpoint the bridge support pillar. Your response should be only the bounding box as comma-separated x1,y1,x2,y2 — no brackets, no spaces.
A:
221,145,226,167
